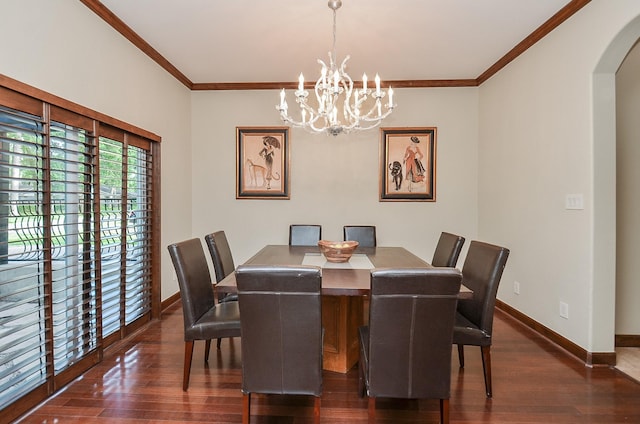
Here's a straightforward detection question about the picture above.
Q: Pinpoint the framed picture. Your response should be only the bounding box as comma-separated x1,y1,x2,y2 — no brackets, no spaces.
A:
379,127,436,201
236,126,290,199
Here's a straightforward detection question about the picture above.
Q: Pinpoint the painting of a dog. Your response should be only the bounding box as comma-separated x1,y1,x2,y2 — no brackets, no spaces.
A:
389,161,403,190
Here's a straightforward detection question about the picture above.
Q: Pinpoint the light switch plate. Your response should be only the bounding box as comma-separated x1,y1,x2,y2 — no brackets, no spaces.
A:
565,194,584,210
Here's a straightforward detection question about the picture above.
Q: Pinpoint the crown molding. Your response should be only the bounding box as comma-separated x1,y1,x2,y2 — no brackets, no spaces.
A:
82,0,591,91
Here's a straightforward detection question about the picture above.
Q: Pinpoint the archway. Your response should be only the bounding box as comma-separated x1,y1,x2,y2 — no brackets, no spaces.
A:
592,15,640,354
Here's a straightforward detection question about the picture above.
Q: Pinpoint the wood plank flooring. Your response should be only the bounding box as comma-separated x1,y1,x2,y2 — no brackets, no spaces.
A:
17,302,640,423
615,347,640,383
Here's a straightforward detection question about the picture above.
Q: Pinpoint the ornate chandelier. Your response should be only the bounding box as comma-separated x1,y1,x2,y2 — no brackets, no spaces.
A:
276,0,395,136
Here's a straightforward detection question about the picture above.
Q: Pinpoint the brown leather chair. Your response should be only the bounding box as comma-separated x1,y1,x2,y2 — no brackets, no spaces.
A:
204,231,238,302
343,225,377,247
235,264,323,424
204,231,236,284
167,238,241,391
453,240,510,398
431,232,465,267
289,224,322,246
204,231,240,348
358,268,462,424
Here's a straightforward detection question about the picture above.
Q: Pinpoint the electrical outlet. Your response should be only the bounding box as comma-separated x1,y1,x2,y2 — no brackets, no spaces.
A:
559,301,569,319
513,281,520,295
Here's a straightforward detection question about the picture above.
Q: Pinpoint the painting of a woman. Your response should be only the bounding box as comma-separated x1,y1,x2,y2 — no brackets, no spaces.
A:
259,136,281,189
404,136,425,187
236,127,290,199
379,127,436,202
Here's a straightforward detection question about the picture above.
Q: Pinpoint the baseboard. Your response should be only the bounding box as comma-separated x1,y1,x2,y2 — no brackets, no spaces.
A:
496,300,615,367
161,292,181,312
616,334,640,347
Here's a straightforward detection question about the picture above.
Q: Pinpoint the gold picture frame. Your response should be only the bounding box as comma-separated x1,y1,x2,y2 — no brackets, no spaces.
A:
236,126,290,199
380,127,436,202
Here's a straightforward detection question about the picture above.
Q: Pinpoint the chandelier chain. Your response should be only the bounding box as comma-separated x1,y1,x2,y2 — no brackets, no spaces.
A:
331,7,337,66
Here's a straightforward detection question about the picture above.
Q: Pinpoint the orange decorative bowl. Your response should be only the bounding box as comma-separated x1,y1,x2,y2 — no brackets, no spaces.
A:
318,240,359,263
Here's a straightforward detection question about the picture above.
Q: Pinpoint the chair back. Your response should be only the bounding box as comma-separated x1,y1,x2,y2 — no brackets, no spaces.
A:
204,231,235,282
344,225,377,247
289,224,322,246
167,238,216,334
457,241,510,334
235,265,323,396
431,232,465,267
366,268,462,399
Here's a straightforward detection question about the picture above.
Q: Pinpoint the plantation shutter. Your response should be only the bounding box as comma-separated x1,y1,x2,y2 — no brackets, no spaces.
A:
99,131,153,346
0,83,159,420
48,106,99,380
124,139,153,325
0,98,49,408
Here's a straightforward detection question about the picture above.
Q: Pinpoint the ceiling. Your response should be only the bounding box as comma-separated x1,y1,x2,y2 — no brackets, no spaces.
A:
93,0,582,87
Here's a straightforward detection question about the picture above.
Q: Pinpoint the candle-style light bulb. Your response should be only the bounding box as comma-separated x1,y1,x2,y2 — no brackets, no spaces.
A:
298,73,304,92
362,73,368,91
375,74,381,96
388,87,394,108
280,89,286,109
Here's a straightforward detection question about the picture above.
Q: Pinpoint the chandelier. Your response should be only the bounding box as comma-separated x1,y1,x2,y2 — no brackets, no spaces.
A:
276,0,395,136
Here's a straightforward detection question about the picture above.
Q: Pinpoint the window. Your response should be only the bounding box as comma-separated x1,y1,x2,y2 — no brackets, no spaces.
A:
0,84,160,421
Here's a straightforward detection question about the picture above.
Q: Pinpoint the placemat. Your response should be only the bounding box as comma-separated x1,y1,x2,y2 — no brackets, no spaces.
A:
302,253,375,269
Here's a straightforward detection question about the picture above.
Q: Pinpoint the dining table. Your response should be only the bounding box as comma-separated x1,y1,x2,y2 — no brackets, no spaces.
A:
216,244,470,373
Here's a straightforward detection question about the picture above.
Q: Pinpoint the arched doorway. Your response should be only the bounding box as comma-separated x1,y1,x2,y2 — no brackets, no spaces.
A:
614,36,640,378
592,15,640,355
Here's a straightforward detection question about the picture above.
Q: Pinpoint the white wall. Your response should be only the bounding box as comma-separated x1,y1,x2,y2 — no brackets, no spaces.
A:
616,40,640,335
0,0,193,301
190,88,479,265
479,0,640,352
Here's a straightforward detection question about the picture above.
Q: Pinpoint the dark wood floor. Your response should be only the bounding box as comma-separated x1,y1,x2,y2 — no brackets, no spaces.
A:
17,302,640,423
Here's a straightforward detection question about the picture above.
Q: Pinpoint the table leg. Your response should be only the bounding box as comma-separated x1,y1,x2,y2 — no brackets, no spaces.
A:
322,295,364,373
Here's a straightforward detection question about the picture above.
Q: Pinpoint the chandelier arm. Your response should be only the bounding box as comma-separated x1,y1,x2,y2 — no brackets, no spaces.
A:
356,97,384,119
358,107,394,123
349,120,384,131
282,112,326,134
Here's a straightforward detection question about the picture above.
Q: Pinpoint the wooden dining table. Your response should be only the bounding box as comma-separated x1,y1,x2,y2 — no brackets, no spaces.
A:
217,244,469,373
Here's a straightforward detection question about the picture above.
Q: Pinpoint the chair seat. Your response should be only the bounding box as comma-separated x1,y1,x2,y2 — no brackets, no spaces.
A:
184,301,241,340
453,312,491,346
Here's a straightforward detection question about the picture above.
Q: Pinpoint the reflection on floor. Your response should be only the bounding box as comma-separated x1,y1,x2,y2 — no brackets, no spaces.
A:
615,347,640,383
